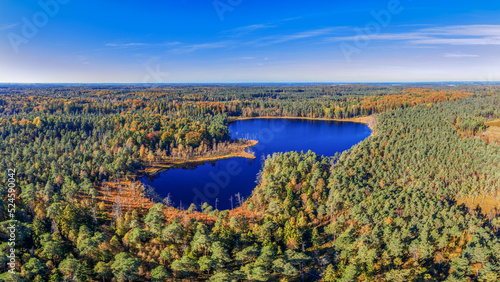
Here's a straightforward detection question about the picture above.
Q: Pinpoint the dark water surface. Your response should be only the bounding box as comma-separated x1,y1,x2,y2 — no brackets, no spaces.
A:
141,119,371,210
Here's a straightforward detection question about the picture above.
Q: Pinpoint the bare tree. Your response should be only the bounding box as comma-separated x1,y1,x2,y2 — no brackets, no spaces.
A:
236,192,243,207
104,183,110,200
112,196,123,223
91,205,97,223
162,193,172,207
51,219,59,234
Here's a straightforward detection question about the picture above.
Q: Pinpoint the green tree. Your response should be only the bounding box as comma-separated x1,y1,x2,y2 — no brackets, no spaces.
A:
21,258,46,281
59,258,80,281
311,227,323,248
210,241,231,270
208,271,231,282
198,255,215,274
255,246,274,273
41,238,63,264
111,252,140,282
192,224,211,256
94,261,112,282
162,222,183,243
76,261,93,282
151,265,172,281
160,248,172,265
171,255,197,277
144,203,165,235
127,228,148,245
323,264,337,281
0,272,23,282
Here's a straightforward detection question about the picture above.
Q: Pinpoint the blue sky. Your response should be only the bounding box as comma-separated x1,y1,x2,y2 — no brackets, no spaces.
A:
0,0,499,83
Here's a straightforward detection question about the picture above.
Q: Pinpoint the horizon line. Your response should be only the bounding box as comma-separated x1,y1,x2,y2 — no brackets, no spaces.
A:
0,81,499,85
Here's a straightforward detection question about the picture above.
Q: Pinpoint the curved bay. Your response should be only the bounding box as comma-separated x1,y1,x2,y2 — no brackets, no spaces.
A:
141,119,371,210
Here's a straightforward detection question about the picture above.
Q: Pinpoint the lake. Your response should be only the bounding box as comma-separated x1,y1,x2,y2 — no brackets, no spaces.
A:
141,118,371,210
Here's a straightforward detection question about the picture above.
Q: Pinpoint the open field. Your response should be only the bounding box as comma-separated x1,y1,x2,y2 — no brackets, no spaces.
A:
482,119,500,144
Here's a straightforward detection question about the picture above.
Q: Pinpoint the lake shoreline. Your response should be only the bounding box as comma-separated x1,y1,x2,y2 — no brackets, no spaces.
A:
144,115,375,175
143,139,259,175
228,115,376,132
144,118,372,210
92,139,260,212
94,116,373,213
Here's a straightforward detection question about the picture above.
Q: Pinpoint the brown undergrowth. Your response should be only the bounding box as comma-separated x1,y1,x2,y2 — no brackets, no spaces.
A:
86,140,259,223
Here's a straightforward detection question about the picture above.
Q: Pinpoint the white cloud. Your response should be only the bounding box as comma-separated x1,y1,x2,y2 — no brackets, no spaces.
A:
328,25,500,46
225,23,279,34
422,25,500,37
0,23,18,31
224,17,302,36
105,42,181,48
326,32,428,42
444,53,479,58
251,27,340,46
172,41,235,53
410,37,500,45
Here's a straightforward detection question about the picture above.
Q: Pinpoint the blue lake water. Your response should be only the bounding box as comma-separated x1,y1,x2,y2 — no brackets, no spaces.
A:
141,119,371,210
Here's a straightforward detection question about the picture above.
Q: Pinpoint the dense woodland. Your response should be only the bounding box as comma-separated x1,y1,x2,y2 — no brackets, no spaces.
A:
0,84,499,281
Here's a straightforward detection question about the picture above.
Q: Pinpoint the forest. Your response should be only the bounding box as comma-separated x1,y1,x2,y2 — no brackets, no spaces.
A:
0,84,499,281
